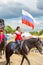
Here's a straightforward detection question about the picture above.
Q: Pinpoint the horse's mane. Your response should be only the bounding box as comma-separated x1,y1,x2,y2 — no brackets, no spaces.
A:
24,38,39,44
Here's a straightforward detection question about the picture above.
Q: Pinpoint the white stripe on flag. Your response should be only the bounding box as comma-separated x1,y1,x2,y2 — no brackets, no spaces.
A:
22,10,36,23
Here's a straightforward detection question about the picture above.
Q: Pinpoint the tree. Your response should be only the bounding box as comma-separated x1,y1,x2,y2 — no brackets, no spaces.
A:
30,31,39,35
5,26,13,33
39,29,43,35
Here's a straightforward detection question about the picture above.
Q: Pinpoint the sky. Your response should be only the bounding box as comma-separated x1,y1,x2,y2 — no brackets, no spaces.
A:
0,0,43,32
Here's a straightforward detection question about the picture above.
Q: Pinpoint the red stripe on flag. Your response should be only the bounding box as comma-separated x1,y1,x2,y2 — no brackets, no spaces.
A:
22,19,34,29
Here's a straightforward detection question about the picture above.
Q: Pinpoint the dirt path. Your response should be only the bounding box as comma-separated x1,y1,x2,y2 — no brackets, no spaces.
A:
0,52,43,65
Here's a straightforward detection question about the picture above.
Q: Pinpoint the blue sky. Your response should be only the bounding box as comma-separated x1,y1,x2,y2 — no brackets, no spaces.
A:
0,0,43,32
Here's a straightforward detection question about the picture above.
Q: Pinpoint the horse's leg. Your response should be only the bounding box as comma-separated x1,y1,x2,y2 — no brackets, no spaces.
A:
6,51,13,65
6,57,10,65
20,56,24,65
6,59,9,65
9,58,10,65
6,61,8,65
2,49,4,55
24,55,30,65
21,49,30,65
0,50,2,58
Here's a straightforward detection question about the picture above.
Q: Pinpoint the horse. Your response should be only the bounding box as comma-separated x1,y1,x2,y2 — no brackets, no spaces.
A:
0,38,7,57
5,38,43,65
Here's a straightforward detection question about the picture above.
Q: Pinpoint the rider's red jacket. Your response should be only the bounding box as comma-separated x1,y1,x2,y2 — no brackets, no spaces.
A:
15,31,22,40
0,34,5,43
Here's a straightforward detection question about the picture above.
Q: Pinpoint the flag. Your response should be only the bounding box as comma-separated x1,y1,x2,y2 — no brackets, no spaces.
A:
22,10,35,29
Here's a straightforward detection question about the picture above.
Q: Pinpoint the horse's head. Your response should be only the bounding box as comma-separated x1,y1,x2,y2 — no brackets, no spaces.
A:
35,38,43,54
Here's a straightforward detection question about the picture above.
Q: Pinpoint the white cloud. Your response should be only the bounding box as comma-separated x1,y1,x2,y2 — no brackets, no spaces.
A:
35,20,41,25
0,0,43,19
14,0,37,10
37,0,43,10
0,0,43,31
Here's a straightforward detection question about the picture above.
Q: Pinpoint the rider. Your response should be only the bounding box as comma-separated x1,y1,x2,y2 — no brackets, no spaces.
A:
15,26,23,50
0,29,5,44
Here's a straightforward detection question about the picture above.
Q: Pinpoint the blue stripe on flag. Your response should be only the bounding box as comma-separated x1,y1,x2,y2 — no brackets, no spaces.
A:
22,15,34,23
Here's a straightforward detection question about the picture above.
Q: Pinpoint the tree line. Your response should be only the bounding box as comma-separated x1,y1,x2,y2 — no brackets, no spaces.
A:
4,25,43,35
30,30,43,35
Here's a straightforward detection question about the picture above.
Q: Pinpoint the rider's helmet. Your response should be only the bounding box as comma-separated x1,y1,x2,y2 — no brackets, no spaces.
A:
0,19,5,30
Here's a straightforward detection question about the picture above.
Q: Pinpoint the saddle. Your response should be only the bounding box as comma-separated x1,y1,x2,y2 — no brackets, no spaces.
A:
11,40,24,52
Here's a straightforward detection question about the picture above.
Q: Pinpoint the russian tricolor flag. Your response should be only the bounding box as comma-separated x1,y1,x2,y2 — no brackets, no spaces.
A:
22,10,35,29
